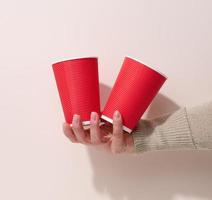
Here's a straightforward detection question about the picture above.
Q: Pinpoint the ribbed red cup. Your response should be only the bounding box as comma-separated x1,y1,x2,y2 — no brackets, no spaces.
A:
101,57,167,133
52,57,101,127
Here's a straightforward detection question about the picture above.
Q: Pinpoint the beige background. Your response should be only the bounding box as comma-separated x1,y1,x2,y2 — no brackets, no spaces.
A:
0,0,212,199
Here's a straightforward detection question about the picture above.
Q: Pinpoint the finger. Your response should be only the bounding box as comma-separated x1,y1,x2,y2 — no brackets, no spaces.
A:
100,124,113,142
72,114,87,144
90,112,101,144
63,122,78,143
111,110,124,154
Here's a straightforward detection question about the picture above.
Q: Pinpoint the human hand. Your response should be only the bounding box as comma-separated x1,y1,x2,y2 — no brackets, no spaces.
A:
63,110,135,154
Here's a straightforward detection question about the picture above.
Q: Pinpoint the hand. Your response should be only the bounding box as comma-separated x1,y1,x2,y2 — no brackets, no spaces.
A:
63,110,135,154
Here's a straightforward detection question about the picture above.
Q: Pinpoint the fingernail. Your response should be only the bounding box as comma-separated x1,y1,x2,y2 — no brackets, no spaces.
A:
73,114,79,124
114,110,120,118
91,112,97,122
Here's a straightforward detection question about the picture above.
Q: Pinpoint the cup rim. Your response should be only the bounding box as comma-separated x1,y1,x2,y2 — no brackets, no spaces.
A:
52,56,98,66
125,56,168,79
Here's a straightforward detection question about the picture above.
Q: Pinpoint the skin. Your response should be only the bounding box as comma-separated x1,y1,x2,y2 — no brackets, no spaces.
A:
63,110,135,154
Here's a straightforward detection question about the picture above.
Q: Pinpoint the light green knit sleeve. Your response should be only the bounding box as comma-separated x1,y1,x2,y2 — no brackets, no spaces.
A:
132,101,212,154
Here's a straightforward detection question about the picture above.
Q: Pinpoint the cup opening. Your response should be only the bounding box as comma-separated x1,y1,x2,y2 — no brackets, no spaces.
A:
125,56,168,79
52,56,98,66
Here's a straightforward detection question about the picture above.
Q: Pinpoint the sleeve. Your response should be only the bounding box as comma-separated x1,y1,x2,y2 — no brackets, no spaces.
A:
132,101,212,154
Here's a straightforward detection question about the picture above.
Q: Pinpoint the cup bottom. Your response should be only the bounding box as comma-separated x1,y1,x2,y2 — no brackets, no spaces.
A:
69,120,105,130
101,115,132,133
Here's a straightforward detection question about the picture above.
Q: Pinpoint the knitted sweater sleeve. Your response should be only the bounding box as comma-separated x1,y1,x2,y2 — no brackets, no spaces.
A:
132,101,212,153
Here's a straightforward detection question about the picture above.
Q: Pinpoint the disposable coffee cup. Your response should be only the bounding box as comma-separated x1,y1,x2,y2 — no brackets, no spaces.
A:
52,57,103,128
101,56,167,133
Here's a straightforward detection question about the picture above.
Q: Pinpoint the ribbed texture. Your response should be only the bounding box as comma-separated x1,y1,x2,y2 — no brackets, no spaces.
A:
186,101,212,150
132,107,196,153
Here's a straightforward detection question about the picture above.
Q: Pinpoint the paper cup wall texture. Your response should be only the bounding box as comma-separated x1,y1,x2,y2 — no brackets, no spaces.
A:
52,57,101,127
101,57,167,133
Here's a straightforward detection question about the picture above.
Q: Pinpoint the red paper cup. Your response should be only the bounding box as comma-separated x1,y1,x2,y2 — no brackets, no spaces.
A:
52,57,102,127
101,56,167,133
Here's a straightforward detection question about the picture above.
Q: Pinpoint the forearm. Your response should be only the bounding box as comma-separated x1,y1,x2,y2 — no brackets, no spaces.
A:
132,101,212,153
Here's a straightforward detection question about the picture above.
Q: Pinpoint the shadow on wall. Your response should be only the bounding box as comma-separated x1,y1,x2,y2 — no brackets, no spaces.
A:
86,83,212,200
